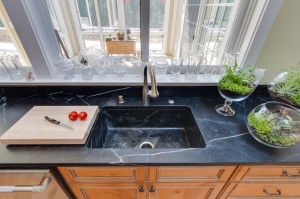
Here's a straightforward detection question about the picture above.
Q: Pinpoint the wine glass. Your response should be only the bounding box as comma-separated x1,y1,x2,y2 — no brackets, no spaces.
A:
55,54,74,80
215,66,265,116
131,51,144,80
94,58,107,79
113,57,127,80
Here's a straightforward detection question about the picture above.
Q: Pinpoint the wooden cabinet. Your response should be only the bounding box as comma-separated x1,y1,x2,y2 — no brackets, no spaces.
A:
58,166,236,199
218,165,300,198
105,40,136,55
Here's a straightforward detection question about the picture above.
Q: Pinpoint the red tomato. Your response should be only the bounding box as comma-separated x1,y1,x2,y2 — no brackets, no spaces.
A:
68,111,78,121
78,111,88,121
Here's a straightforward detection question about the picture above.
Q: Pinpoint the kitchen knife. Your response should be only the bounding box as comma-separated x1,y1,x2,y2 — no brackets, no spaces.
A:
44,116,74,130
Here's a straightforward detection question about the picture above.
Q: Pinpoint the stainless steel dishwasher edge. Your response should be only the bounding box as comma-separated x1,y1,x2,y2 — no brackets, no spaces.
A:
0,169,68,199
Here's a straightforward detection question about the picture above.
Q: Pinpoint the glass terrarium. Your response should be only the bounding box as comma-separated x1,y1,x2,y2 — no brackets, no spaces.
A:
215,64,265,116
247,102,300,148
268,70,300,109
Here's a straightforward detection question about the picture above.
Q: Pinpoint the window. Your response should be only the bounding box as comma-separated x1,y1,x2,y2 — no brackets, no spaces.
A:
0,19,3,28
0,0,283,83
196,0,235,64
180,0,235,64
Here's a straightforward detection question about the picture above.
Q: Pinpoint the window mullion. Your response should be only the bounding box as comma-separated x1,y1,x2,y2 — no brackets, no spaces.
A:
94,0,102,30
116,0,125,30
85,0,93,27
140,0,150,62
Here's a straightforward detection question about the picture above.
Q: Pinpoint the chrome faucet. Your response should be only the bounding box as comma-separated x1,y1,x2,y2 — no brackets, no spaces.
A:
142,62,159,105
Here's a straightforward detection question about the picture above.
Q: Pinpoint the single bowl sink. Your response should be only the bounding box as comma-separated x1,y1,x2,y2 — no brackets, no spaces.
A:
87,106,206,149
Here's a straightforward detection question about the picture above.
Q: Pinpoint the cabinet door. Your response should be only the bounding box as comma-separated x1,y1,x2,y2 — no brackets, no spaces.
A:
148,182,224,199
69,182,146,199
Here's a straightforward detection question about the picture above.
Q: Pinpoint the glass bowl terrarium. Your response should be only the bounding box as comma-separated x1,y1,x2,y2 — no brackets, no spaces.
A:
247,102,300,148
215,63,265,116
268,70,300,109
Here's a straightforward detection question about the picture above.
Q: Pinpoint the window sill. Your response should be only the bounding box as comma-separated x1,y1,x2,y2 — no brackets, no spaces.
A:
0,74,220,86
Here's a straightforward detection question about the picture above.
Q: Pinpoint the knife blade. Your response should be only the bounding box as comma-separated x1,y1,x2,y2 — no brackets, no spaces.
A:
44,116,74,130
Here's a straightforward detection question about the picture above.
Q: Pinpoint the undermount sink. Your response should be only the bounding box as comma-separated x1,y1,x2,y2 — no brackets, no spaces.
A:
87,106,206,149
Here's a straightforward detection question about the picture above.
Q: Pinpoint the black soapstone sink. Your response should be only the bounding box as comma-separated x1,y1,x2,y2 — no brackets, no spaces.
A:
87,106,206,149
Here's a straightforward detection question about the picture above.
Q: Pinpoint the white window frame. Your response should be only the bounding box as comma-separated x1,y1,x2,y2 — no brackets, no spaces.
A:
0,0,284,84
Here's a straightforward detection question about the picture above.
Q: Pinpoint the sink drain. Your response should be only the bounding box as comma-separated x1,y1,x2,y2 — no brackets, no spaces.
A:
139,141,154,149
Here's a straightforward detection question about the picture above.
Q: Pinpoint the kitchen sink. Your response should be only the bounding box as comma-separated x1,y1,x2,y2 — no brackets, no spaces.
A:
87,106,206,149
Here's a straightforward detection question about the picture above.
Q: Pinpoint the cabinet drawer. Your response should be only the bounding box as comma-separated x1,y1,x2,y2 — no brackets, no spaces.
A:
69,182,146,199
58,167,146,182
224,182,300,198
234,166,300,181
149,166,236,182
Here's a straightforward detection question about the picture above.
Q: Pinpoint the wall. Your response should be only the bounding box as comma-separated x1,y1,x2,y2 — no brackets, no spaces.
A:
255,0,300,84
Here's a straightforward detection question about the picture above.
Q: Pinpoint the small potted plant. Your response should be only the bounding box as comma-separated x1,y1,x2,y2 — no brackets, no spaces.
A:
268,70,300,108
116,30,125,40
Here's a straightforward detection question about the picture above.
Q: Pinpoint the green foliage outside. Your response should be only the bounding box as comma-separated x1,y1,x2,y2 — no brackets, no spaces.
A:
248,113,297,146
269,71,300,106
219,63,256,95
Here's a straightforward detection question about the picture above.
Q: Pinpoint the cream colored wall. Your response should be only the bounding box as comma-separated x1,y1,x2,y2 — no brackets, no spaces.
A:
255,0,300,84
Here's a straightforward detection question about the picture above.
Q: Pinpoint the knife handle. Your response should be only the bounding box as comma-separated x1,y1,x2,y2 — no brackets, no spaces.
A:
44,116,60,125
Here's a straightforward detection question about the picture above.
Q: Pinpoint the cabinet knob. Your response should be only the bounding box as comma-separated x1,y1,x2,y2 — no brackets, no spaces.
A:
149,186,156,193
139,186,145,192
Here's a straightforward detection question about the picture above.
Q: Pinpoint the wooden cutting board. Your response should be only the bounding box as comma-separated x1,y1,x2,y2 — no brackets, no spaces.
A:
0,106,99,145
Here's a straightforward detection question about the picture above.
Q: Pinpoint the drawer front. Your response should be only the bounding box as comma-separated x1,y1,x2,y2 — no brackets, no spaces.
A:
149,166,236,182
235,166,300,181
226,182,300,198
58,167,146,182
69,182,146,199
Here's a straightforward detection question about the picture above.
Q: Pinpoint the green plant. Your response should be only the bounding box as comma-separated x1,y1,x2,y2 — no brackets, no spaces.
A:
219,63,256,95
248,113,297,146
269,71,300,106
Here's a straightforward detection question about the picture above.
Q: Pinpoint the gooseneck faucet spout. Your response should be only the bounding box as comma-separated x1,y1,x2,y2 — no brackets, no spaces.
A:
142,62,159,105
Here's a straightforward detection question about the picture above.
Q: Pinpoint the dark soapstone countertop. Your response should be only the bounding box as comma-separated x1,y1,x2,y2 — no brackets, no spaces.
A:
0,86,300,167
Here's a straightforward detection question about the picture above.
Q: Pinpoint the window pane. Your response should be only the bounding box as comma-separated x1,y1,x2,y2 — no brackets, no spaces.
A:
76,0,98,29
150,35,163,52
124,0,140,29
83,35,101,49
0,19,3,28
150,0,165,30
97,0,110,27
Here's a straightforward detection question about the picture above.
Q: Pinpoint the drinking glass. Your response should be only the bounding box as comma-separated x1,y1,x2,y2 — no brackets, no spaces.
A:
215,67,265,116
185,51,207,81
113,57,127,80
170,57,183,81
0,55,23,80
55,54,74,80
95,58,107,79
153,57,168,80
0,59,8,80
81,64,93,80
